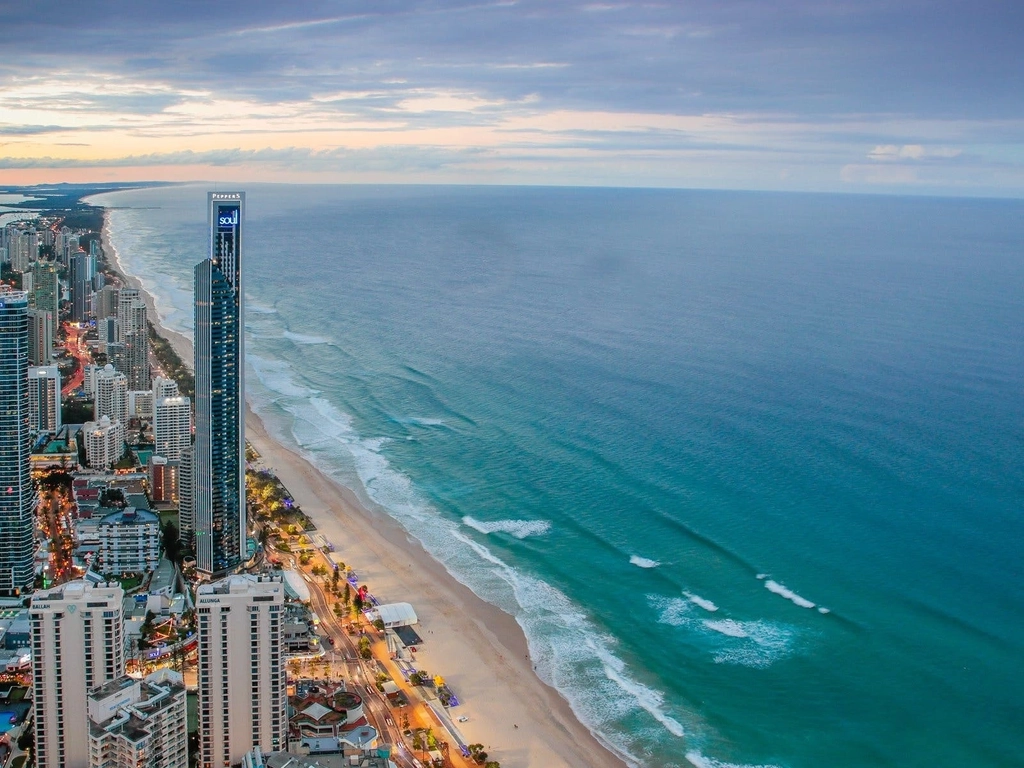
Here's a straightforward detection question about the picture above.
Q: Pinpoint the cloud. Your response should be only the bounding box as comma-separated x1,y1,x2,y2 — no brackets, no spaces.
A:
0,1,1019,193
868,144,962,161
0,145,486,173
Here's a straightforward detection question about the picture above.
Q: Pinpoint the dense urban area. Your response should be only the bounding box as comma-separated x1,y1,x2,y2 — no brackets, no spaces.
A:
0,186,499,768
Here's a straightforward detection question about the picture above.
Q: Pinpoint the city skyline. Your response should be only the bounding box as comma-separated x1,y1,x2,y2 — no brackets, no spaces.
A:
0,1,1020,196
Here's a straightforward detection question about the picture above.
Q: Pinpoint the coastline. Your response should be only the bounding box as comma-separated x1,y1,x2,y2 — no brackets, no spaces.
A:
101,211,630,768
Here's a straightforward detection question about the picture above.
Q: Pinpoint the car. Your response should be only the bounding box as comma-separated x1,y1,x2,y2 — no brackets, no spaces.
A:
326,636,335,646
457,716,469,723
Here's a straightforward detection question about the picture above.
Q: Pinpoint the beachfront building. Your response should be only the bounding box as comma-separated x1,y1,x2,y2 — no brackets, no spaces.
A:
87,669,188,768
30,259,60,316
96,284,119,320
0,288,35,596
196,573,287,767
83,416,126,469
94,363,129,424
193,191,246,576
30,579,126,768
117,288,150,390
94,507,161,575
28,365,61,433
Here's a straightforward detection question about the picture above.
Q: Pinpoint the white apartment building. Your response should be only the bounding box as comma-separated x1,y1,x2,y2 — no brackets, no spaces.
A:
95,508,161,575
30,580,126,768
129,389,155,420
28,365,61,433
153,376,179,399
88,669,188,768
197,574,287,768
84,416,126,469
154,394,192,460
94,364,129,424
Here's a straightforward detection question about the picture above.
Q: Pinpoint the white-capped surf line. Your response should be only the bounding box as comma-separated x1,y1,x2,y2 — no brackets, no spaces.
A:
684,592,719,612
462,516,551,539
757,575,818,610
649,594,797,670
686,751,783,768
245,352,690,767
630,555,660,568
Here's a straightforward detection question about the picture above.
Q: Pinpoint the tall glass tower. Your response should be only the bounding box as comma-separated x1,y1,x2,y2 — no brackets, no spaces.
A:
0,288,35,595
193,192,246,575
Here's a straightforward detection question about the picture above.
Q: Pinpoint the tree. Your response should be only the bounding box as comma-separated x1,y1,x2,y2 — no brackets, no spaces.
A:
343,583,351,605
162,520,182,563
358,635,372,660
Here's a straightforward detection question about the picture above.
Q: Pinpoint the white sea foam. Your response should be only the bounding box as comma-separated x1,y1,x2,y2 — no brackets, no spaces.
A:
249,355,319,399
685,592,719,612
703,619,748,638
817,607,831,615
243,357,684,766
462,516,552,539
650,595,796,669
630,556,660,569
283,330,332,345
764,579,816,609
248,304,278,315
686,751,783,768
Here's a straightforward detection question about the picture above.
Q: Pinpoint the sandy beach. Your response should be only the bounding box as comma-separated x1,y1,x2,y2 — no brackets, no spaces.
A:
101,216,629,768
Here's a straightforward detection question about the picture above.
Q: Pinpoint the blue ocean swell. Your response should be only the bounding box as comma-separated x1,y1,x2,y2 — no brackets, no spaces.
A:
90,185,1024,768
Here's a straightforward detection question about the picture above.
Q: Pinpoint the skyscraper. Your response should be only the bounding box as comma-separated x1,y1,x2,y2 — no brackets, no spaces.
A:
30,580,126,768
94,363,129,424
0,288,34,596
196,574,286,767
27,307,54,365
70,251,95,322
193,192,246,576
117,288,150,390
30,259,60,318
154,393,192,461
28,365,61,433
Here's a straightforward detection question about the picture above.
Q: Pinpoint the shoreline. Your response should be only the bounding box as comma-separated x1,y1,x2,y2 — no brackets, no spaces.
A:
101,209,631,768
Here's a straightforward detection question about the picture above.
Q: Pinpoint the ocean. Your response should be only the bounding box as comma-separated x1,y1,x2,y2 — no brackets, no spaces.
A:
89,184,1024,768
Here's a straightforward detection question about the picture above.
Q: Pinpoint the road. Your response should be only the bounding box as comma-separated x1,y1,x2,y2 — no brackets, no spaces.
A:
62,323,90,396
301,571,414,756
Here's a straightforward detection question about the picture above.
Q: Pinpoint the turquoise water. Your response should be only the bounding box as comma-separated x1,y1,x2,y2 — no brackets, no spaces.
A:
91,185,1024,768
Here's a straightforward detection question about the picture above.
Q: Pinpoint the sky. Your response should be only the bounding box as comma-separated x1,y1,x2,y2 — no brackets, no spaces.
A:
0,0,1021,194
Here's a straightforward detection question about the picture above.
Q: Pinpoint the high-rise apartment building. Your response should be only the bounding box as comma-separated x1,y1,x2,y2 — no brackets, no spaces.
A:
196,574,286,768
30,259,60,318
178,445,194,546
154,394,192,461
87,670,188,768
94,363,129,424
194,192,246,575
28,365,61,433
27,307,54,365
30,579,126,768
70,251,96,322
117,288,149,390
0,288,34,596
96,284,119,319
83,416,125,469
